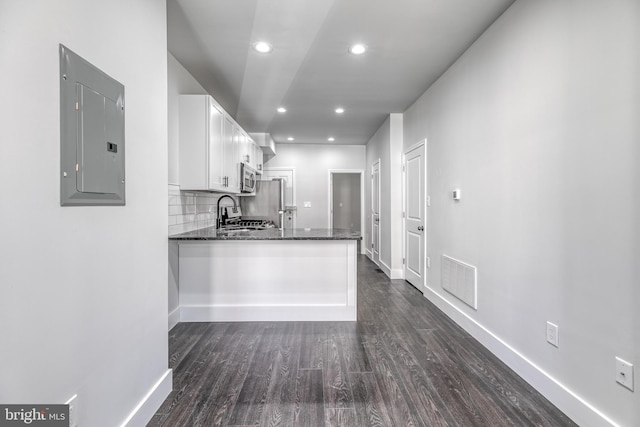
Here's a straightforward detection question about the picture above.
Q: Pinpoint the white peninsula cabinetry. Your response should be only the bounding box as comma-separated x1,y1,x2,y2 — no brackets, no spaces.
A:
169,228,361,322
179,94,262,193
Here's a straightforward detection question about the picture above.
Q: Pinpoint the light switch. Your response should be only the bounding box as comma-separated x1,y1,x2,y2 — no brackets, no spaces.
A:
304,201,311,208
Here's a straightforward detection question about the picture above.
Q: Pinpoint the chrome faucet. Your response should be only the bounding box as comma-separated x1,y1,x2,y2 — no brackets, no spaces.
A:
216,195,237,229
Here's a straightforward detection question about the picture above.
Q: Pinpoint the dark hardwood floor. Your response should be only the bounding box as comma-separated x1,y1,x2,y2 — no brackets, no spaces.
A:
149,255,576,426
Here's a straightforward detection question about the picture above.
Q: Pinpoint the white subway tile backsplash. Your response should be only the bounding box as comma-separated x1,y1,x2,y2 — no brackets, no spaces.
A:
196,204,213,214
168,205,183,216
169,223,191,235
168,185,239,236
177,214,191,224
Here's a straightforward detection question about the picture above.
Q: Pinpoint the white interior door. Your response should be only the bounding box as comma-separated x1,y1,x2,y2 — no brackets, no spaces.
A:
262,168,295,228
371,161,380,265
404,143,426,288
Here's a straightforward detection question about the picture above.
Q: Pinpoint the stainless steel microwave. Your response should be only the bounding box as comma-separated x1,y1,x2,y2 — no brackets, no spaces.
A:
240,162,257,193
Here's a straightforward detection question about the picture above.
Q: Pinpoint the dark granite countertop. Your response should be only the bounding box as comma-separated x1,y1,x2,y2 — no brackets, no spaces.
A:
169,227,362,241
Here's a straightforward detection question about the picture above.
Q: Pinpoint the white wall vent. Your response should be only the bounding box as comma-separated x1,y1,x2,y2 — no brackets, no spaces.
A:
441,254,477,309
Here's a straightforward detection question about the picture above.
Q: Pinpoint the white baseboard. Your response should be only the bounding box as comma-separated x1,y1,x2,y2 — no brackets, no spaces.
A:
390,268,403,279
365,254,399,280
120,369,172,427
379,260,392,277
180,304,356,322
168,307,180,331
422,284,617,427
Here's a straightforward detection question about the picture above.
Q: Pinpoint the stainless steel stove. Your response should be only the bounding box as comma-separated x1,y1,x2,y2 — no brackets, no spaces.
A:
223,218,276,230
220,206,276,230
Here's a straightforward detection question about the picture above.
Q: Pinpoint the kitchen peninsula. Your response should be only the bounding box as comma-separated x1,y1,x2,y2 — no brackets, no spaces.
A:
170,228,361,322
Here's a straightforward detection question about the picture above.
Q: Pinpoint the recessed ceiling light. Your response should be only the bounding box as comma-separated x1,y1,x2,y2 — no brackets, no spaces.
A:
253,41,273,53
277,107,287,113
348,44,367,55
335,107,345,114
287,137,294,141
328,137,335,142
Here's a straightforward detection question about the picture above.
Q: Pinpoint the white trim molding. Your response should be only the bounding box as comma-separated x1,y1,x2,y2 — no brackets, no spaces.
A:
422,285,619,427
168,307,180,331
390,269,404,280
120,369,172,427
378,259,404,280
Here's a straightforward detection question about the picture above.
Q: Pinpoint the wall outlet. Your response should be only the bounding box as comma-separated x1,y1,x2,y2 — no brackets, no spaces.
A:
65,394,78,427
615,357,634,391
546,321,559,347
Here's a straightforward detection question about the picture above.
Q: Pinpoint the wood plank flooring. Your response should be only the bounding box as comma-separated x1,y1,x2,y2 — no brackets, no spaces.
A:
149,255,576,426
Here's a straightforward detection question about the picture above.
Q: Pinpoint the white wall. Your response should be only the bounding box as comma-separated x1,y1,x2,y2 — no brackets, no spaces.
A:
389,114,404,277
365,115,404,278
265,144,366,229
168,53,208,185
0,1,170,426
403,1,639,425
167,53,208,328
366,118,390,263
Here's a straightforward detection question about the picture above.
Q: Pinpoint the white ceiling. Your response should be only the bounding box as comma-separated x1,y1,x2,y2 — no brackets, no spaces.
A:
168,0,515,145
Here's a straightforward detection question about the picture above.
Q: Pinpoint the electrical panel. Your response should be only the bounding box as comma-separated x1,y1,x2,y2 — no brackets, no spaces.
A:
60,44,125,206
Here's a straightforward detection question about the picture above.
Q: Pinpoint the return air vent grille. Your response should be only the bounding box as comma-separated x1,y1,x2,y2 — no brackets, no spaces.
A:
441,254,477,309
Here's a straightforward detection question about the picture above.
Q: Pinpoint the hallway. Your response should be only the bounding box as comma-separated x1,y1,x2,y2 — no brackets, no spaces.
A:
150,255,574,426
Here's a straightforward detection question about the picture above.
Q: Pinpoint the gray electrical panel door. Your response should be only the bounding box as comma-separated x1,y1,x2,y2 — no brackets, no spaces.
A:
77,83,121,194
60,44,125,206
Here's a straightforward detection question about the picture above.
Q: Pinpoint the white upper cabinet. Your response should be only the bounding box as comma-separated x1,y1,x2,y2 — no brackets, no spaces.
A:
179,94,249,193
240,133,263,172
238,130,250,165
207,99,224,190
223,116,240,193
179,95,225,192
252,139,263,173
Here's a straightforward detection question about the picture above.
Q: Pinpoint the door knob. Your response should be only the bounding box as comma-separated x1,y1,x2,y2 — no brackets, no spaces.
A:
418,225,424,231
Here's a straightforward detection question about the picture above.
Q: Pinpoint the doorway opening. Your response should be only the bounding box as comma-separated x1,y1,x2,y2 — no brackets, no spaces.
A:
328,170,364,254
